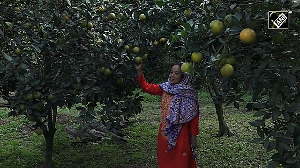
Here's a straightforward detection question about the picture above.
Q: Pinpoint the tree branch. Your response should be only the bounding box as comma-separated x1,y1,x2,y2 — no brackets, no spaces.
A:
0,103,10,108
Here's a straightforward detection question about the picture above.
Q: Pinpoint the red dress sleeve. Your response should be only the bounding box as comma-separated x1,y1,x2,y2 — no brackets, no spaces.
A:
190,114,199,136
136,73,163,96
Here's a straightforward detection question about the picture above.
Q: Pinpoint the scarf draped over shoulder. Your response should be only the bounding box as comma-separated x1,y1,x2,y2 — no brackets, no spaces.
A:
159,73,200,149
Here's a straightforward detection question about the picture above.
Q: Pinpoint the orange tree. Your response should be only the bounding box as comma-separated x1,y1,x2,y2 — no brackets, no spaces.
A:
96,0,299,166
0,0,143,167
112,0,299,167
1,0,300,167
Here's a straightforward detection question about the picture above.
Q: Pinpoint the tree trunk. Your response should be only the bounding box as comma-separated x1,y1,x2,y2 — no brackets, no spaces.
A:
214,102,234,137
207,79,234,137
43,133,55,168
43,106,57,168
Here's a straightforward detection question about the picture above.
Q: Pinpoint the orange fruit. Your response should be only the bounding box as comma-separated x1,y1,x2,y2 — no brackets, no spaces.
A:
210,20,224,35
132,47,140,54
181,62,192,73
240,28,256,44
191,52,203,63
135,57,142,64
220,64,234,77
271,32,285,44
139,14,146,21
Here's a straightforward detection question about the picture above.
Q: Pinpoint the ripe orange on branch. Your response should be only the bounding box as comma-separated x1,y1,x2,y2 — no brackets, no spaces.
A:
33,92,41,99
132,47,140,54
124,45,130,50
135,57,142,64
64,14,69,21
220,64,234,77
25,93,33,101
108,13,116,20
160,38,167,43
210,20,224,35
15,48,21,55
98,67,105,74
240,28,256,44
48,94,54,101
103,68,112,77
98,6,105,12
87,22,93,30
191,52,203,63
142,54,148,61
139,14,146,21
181,62,193,74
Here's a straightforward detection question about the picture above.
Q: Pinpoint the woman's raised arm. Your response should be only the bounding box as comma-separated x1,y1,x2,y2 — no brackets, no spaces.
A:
135,63,163,96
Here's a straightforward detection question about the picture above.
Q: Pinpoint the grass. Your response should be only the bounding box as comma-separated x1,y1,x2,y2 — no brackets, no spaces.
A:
0,91,273,168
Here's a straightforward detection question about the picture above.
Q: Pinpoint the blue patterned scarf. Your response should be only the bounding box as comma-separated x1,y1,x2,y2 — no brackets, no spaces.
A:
159,73,200,149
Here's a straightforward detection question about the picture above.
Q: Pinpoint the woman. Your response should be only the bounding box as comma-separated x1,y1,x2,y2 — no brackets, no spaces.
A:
135,62,200,168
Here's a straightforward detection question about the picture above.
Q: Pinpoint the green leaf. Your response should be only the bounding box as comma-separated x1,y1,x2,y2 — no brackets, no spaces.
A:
5,22,13,27
270,92,282,105
65,0,71,6
216,10,226,18
243,11,250,23
251,138,263,143
263,139,270,149
179,0,189,5
4,54,13,61
285,155,296,164
250,4,259,14
249,120,262,127
267,141,276,152
234,101,239,110
230,4,237,9
182,22,191,31
234,12,242,21
73,7,82,11
154,0,166,7
181,30,187,36
271,153,282,161
271,107,281,121
257,127,265,138
20,63,29,69
252,102,267,109
286,124,295,134
278,142,291,151
286,73,297,87
207,38,215,45
253,110,266,117
267,161,277,168
282,111,291,122
254,61,268,77
218,38,226,44
296,161,300,168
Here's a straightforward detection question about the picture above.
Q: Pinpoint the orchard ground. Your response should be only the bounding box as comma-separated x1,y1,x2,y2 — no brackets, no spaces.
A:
0,90,273,168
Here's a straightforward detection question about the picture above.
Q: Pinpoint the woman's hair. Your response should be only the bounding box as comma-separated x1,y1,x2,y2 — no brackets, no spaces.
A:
173,62,184,68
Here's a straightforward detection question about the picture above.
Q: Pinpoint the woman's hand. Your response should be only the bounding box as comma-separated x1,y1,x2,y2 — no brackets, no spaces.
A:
191,135,198,149
135,63,143,76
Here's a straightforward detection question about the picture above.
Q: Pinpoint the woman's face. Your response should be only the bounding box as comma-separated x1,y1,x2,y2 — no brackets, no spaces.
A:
169,65,183,84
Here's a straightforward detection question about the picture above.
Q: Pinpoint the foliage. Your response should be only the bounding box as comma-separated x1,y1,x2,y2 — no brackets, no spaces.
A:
0,0,299,167
0,0,143,134
0,92,272,167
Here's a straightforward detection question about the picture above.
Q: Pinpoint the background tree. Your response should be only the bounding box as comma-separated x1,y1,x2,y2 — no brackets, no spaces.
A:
1,0,299,167
0,0,143,167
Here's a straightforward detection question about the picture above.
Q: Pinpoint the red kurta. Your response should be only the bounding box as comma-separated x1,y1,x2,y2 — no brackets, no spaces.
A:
137,74,199,168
